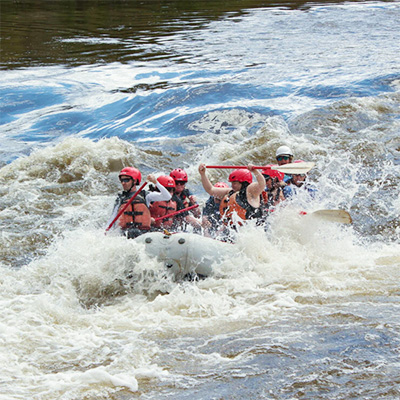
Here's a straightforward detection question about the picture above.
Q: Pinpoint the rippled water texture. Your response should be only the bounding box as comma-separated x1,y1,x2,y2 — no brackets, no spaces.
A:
0,1,400,399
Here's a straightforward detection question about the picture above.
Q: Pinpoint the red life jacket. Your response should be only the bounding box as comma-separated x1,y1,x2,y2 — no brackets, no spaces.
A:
150,199,178,228
118,191,151,231
261,190,269,205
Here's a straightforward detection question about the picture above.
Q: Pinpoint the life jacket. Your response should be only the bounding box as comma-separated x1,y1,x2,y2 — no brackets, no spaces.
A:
202,196,223,229
219,189,262,225
261,190,270,207
117,190,151,231
203,196,221,219
150,198,178,228
178,188,195,208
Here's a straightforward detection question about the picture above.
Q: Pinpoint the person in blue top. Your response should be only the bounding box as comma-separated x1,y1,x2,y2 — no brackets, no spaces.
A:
282,160,317,200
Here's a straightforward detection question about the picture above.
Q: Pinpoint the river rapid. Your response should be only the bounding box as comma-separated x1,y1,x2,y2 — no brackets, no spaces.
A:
1,1,400,399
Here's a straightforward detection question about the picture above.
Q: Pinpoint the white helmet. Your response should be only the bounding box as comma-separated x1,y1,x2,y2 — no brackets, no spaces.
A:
276,145,293,158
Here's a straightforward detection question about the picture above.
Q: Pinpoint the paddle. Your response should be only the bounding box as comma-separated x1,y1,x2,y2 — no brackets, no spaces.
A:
206,162,315,175
270,162,315,174
154,204,199,222
105,181,148,233
302,209,352,224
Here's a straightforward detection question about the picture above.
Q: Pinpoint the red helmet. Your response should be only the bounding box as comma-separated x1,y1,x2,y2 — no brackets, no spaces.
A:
214,181,229,188
119,167,141,183
157,175,176,188
261,165,284,181
170,168,188,182
229,169,252,184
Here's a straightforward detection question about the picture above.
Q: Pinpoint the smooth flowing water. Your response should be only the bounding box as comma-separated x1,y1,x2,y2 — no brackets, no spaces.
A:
1,1,399,399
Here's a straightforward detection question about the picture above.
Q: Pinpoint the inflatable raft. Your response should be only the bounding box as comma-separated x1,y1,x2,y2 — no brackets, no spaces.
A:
134,231,233,280
132,209,352,281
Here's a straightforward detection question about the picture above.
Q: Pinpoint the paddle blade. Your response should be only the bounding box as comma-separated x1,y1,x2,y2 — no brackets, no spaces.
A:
310,209,352,224
271,162,315,174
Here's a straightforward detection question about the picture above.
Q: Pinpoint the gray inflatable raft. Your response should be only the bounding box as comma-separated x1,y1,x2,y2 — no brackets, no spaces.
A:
134,231,233,280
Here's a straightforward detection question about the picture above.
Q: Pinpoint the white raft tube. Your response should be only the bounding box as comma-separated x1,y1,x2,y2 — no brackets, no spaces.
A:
134,232,233,280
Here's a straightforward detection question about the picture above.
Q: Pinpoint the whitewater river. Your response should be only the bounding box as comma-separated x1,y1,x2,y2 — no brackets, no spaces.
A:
1,1,399,399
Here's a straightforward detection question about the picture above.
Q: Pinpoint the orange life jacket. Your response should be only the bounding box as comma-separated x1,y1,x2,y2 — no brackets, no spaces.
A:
219,189,262,225
150,199,178,228
118,191,151,231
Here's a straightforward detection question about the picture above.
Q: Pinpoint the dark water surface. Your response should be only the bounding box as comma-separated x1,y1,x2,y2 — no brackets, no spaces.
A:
0,0,380,68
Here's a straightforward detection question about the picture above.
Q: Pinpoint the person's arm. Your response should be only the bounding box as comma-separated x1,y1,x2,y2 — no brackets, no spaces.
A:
246,165,265,207
198,163,213,195
185,214,202,229
202,215,212,229
198,163,230,198
145,174,172,206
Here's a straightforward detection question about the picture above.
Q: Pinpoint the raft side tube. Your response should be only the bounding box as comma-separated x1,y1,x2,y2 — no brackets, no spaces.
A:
134,232,233,279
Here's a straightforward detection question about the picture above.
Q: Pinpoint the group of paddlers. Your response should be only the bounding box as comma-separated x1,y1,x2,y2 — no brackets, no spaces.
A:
107,145,316,239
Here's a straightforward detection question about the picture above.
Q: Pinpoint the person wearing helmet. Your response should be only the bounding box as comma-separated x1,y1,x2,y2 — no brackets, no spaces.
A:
282,160,317,200
201,182,229,238
169,168,201,219
275,145,294,165
261,166,285,211
198,163,265,230
169,168,202,232
149,175,187,231
108,167,171,238
275,145,294,183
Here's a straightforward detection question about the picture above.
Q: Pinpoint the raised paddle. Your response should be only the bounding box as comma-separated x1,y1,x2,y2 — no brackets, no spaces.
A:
105,181,148,233
154,204,199,222
271,162,315,174
206,162,315,175
302,209,352,224
206,165,267,169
